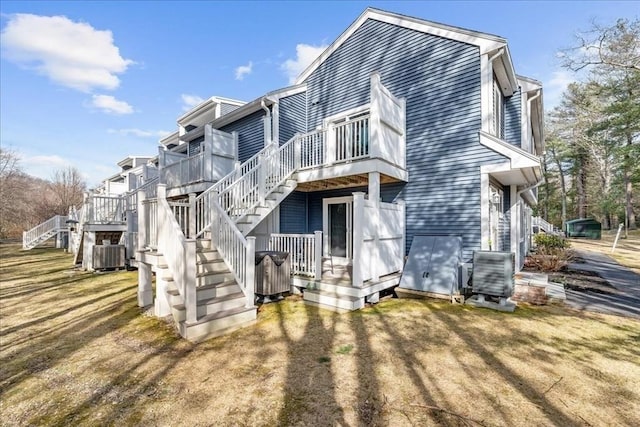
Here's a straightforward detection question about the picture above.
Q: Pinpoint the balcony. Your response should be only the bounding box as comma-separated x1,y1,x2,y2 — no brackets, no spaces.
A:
295,73,407,190
159,126,237,196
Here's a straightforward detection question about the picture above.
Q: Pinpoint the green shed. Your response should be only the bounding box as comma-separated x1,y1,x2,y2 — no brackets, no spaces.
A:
565,218,602,239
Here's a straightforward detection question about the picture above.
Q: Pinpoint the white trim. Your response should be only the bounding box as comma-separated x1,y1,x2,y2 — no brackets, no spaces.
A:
177,96,245,125
510,185,518,259
479,131,541,169
322,103,371,126
296,8,506,84
322,196,353,261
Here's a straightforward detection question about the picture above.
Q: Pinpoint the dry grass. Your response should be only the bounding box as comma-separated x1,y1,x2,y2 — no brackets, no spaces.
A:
568,229,640,274
2,244,640,426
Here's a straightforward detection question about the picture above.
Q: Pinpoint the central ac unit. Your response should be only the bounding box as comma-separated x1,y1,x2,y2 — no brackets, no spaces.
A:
471,251,514,297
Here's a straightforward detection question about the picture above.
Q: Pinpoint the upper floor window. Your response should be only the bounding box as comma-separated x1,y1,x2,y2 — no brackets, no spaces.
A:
492,74,504,139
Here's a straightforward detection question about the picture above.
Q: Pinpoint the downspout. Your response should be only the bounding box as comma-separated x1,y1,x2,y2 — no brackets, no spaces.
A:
528,90,542,154
261,98,272,146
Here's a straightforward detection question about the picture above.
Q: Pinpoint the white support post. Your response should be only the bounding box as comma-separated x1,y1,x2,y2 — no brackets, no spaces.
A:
352,192,365,288
232,131,239,161
369,172,380,282
138,262,153,307
185,239,197,323
326,123,336,164
246,236,256,308
314,230,323,281
294,134,302,170
154,275,171,316
137,187,147,251
203,128,213,182
258,153,266,206
188,193,196,239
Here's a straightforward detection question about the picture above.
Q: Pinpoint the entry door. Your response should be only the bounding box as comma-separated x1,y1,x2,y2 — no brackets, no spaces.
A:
323,197,353,260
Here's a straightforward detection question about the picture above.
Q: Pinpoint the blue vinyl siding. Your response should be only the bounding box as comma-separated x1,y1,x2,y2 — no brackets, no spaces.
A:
219,110,265,162
188,136,204,156
279,92,307,145
501,185,511,252
504,87,521,147
281,184,404,235
303,18,507,262
279,191,308,233
220,102,241,116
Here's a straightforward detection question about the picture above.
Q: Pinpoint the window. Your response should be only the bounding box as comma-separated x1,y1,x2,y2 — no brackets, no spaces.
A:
492,75,504,139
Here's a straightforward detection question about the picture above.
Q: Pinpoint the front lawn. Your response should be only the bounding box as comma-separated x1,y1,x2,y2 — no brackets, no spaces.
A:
1,244,639,426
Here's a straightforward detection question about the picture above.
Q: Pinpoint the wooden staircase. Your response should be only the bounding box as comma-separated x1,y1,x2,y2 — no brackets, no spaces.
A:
156,239,256,341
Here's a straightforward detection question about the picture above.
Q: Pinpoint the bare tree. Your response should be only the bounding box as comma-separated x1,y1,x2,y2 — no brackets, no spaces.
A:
560,18,640,72
46,167,87,215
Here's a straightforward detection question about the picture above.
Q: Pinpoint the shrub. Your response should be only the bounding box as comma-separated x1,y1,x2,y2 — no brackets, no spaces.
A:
529,234,572,272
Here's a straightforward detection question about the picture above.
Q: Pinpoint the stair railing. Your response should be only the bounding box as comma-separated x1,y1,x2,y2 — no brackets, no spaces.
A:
210,199,256,308
22,215,67,249
156,185,197,323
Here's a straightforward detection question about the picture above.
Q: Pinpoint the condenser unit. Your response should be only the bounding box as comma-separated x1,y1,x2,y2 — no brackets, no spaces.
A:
93,245,126,270
471,251,514,298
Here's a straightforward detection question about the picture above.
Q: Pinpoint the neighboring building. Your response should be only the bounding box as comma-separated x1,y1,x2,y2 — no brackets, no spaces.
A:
24,8,544,342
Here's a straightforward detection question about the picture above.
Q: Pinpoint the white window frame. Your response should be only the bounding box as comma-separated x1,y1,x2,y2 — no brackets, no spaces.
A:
493,75,504,139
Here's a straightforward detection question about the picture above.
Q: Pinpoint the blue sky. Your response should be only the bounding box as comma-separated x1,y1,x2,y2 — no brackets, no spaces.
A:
1,1,637,187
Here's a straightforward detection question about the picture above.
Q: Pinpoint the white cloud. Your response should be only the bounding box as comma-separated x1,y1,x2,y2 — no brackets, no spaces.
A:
108,128,172,138
234,61,253,80
181,94,204,111
544,69,575,111
25,154,69,169
1,13,133,92
91,94,134,115
281,43,328,84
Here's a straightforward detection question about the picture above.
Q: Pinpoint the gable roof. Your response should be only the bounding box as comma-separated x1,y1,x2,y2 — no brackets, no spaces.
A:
295,7,510,85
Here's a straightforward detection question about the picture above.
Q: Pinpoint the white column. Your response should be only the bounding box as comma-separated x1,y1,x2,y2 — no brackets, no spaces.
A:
314,230,322,281
138,262,153,307
368,172,380,282
246,236,256,308
154,274,171,317
352,192,365,288
185,239,197,323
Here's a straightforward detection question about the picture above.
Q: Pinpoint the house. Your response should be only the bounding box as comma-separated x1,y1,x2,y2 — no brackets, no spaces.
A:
133,7,544,341
23,7,544,342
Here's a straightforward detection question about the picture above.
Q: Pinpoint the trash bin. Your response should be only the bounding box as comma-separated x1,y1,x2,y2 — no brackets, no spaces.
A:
255,251,291,299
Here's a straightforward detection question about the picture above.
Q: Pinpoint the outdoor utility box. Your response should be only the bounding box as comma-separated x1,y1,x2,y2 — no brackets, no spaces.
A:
565,218,602,239
471,251,514,297
92,245,126,270
399,235,462,296
255,251,291,296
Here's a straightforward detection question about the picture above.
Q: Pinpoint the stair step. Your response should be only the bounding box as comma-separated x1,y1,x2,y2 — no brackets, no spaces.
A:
197,279,240,299
197,259,229,274
171,291,247,321
178,305,257,342
303,289,364,311
197,270,235,286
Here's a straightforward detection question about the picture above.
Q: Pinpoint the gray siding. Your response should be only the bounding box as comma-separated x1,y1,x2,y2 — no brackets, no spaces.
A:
303,18,507,261
220,102,241,116
219,110,265,162
504,87,521,147
279,92,307,145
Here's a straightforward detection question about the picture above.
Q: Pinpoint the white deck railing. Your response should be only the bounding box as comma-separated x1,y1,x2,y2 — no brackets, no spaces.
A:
334,114,370,163
268,233,319,277
169,200,191,238
162,152,205,188
532,216,557,235
87,195,125,223
298,129,326,169
22,215,67,249
143,199,158,250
